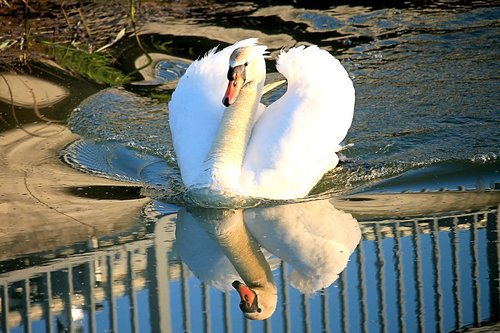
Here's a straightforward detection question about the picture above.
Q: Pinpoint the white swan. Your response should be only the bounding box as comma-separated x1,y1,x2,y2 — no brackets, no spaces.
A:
169,38,354,205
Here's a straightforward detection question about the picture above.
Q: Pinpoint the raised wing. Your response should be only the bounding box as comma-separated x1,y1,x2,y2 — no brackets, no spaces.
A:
168,38,260,187
241,46,355,199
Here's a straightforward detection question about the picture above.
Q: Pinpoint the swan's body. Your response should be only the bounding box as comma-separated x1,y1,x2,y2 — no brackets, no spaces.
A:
169,38,354,204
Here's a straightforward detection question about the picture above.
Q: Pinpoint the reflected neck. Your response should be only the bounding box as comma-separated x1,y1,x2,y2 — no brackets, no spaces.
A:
208,209,275,288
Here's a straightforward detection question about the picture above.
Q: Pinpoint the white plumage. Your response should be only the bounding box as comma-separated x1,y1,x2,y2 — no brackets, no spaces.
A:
169,38,354,202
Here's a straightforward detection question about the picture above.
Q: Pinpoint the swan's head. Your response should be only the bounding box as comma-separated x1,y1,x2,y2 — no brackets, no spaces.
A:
223,45,267,107
232,280,277,320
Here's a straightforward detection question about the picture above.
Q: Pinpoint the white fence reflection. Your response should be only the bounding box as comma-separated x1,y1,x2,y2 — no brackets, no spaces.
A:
1,207,499,333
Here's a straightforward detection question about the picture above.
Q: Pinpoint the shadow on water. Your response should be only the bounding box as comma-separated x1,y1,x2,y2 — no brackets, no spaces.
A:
0,0,500,332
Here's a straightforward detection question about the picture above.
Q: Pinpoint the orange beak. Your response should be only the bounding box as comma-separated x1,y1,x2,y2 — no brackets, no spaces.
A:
223,64,246,107
232,280,260,313
223,74,244,107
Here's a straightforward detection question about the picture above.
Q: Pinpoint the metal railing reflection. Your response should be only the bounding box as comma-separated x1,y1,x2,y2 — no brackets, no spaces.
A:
1,207,499,332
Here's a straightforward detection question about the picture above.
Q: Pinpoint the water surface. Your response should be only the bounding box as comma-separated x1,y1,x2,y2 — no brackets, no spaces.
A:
0,1,499,332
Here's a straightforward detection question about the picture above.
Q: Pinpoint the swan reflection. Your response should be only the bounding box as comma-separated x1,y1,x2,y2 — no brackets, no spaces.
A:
175,199,361,320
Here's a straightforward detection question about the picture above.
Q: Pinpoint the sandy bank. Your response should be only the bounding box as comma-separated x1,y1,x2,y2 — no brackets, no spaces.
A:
0,124,150,260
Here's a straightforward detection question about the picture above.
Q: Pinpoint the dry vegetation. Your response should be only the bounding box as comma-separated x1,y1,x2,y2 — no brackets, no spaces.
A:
0,0,221,67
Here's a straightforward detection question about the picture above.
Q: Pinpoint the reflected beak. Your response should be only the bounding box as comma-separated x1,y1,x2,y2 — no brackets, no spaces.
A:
223,65,246,107
232,280,261,313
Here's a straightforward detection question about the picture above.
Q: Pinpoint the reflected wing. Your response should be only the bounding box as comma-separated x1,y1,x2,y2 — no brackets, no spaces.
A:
242,45,355,199
244,200,361,294
168,38,260,187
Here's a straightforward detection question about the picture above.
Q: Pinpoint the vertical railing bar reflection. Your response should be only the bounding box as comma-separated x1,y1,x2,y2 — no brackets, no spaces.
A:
149,224,172,333
264,315,271,333
487,207,500,321
1,283,10,333
127,251,139,333
23,279,31,333
280,261,291,333
223,292,231,333
374,224,387,333
356,238,368,333
85,261,97,333
451,216,462,330
393,222,406,333
147,248,158,333
339,266,348,333
180,263,191,333
106,255,117,333
244,317,251,333
431,218,443,333
202,283,210,333
412,221,425,332
65,266,74,333
301,294,310,333
44,272,53,333
320,289,331,333
471,213,481,325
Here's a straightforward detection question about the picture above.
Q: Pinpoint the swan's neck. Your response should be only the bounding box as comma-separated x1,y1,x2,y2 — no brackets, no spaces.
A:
198,81,264,192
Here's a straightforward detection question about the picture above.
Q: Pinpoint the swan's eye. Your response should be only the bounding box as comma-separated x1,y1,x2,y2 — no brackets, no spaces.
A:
227,67,235,81
244,62,248,67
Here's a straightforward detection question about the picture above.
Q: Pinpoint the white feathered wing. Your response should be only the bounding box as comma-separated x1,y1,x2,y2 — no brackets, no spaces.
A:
241,45,355,199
